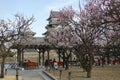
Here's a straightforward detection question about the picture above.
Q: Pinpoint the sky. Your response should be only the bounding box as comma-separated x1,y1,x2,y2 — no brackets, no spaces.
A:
0,0,80,37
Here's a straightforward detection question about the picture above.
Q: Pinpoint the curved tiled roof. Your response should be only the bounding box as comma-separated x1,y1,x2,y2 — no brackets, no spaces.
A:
20,37,49,46
47,11,59,20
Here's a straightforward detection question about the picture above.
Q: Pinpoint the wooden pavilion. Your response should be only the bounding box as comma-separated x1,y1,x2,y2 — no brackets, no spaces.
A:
12,28,55,67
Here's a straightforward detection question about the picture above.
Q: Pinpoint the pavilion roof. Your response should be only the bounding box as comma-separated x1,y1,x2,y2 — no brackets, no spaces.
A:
12,37,52,49
20,37,49,46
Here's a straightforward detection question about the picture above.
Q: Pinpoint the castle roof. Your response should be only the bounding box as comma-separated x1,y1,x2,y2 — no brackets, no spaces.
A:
47,11,59,20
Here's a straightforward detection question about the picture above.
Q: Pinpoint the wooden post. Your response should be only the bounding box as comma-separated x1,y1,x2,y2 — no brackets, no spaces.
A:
68,71,71,80
16,68,19,80
5,69,7,75
59,70,62,80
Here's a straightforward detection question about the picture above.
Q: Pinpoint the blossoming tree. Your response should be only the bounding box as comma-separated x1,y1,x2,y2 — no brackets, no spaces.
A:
0,14,34,78
46,0,120,78
46,18,80,69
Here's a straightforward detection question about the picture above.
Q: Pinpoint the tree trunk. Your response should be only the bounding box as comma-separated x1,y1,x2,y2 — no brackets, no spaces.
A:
86,59,92,78
102,56,105,67
87,70,91,78
62,52,65,68
0,57,5,78
81,53,93,78
107,53,110,64
65,58,69,70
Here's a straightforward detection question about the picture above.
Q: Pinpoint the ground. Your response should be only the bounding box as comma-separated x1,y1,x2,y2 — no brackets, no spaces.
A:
0,76,22,80
1,53,120,80
49,65,120,80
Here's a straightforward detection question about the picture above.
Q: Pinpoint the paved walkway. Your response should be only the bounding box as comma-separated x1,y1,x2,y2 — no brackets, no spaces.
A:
6,67,45,80
0,64,57,80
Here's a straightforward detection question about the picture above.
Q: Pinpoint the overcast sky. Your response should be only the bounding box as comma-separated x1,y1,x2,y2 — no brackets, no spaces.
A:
0,0,80,37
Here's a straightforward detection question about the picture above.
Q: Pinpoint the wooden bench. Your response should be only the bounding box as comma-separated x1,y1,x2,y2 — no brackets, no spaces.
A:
24,62,38,68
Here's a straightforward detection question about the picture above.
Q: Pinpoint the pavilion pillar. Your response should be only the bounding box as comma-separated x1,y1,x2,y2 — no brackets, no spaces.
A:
58,49,61,62
69,50,72,66
70,50,72,62
17,49,21,65
17,48,23,66
38,49,41,65
63,52,65,68
42,49,45,66
21,50,24,66
47,50,50,61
